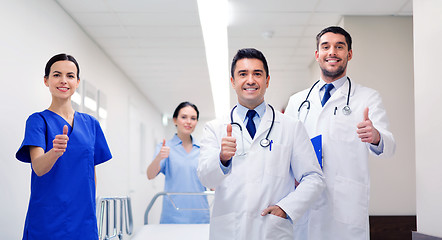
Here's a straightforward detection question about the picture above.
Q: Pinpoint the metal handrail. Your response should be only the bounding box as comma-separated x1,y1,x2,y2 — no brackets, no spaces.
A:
97,196,133,240
143,191,214,225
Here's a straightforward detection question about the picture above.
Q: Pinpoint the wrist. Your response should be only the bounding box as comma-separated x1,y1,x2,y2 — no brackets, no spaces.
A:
220,158,231,167
49,148,63,158
373,130,381,145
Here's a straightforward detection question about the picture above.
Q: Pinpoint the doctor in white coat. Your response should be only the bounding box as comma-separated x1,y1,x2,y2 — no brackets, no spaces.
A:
285,26,395,240
198,48,325,240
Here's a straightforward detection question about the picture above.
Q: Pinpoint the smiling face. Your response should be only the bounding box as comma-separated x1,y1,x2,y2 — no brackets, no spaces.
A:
231,58,270,109
44,60,80,101
315,32,353,83
173,106,198,136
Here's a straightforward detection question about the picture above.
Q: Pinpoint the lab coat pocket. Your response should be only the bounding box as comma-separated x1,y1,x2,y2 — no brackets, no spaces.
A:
333,176,369,229
264,214,293,240
264,144,290,178
330,112,359,142
210,212,236,240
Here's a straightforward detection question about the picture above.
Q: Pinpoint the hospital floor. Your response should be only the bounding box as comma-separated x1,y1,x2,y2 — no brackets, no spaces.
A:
369,215,416,240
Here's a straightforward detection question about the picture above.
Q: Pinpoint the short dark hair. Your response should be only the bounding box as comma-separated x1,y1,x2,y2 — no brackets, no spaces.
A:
316,26,352,51
44,53,80,79
173,101,199,120
231,48,269,78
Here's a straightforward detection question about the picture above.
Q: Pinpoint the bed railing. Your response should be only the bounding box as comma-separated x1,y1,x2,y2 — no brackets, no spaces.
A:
97,196,133,240
143,191,215,225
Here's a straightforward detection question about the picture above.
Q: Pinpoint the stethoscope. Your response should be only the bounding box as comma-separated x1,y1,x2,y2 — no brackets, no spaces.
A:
298,77,352,120
230,104,275,150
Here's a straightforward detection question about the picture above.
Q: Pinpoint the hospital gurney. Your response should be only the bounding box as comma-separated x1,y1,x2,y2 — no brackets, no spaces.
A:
131,191,214,240
97,196,133,240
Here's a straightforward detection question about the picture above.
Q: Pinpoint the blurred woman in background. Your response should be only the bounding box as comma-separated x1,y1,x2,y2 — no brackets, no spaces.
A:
147,101,209,224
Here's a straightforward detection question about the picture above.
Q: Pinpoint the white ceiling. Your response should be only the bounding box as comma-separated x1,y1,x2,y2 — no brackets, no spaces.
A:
55,0,412,121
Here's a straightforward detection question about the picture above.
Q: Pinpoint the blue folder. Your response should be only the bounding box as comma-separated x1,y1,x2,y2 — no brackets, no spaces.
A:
310,135,322,168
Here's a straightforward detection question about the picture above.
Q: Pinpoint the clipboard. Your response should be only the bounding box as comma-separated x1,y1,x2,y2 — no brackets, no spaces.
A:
310,135,322,168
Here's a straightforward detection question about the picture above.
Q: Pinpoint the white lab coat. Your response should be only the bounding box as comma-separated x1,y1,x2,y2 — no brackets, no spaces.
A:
197,104,325,240
285,79,395,240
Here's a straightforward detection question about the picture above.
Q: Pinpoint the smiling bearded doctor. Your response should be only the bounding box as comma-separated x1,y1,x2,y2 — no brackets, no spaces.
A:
285,26,396,240
197,48,325,240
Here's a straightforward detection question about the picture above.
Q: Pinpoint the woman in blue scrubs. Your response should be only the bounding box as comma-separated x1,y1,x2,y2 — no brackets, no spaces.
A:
147,102,210,224
16,53,112,239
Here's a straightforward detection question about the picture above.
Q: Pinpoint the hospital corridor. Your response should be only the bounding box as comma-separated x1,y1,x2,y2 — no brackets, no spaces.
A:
0,0,441,239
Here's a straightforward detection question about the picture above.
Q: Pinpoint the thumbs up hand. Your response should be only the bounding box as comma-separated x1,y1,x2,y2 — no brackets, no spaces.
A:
220,124,237,162
52,125,69,157
159,139,170,159
356,107,380,145
226,123,232,137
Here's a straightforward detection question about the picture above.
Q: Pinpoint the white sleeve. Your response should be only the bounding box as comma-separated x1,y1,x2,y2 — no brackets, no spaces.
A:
366,90,396,157
197,121,230,189
276,120,325,223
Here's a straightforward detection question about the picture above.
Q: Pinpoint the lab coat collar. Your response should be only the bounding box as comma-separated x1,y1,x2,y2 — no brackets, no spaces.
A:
235,101,266,123
254,104,279,142
231,102,277,144
336,76,355,98
318,76,355,105
318,76,346,93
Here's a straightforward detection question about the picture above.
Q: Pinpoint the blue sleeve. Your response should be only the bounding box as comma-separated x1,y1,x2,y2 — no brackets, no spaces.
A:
369,135,384,155
16,113,47,163
93,119,112,165
219,159,232,174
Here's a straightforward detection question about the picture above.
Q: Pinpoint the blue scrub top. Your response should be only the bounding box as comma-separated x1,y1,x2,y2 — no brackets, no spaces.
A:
155,134,210,224
16,110,112,240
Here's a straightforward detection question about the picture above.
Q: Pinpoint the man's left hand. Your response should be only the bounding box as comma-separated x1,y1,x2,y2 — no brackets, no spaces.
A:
261,205,287,218
357,107,380,145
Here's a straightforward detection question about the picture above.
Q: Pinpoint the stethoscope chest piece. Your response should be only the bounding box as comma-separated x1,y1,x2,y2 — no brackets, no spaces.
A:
231,104,275,149
342,105,351,115
260,138,270,147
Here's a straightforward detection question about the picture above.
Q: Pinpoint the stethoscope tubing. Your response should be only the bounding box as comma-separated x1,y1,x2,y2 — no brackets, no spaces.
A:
230,104,275,148
298,77,352,117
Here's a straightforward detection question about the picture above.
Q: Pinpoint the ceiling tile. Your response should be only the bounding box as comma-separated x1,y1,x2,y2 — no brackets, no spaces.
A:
94,37,138,48
309,13,342,26
132,37,204,48
124,26,202,38
55,0,109,12
231,12,311,27
229,0,320,12
117,12,200,26
315,0,412,15
229,25,305,38
71,12,120,26
106,0,198,13
84,26,127,38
